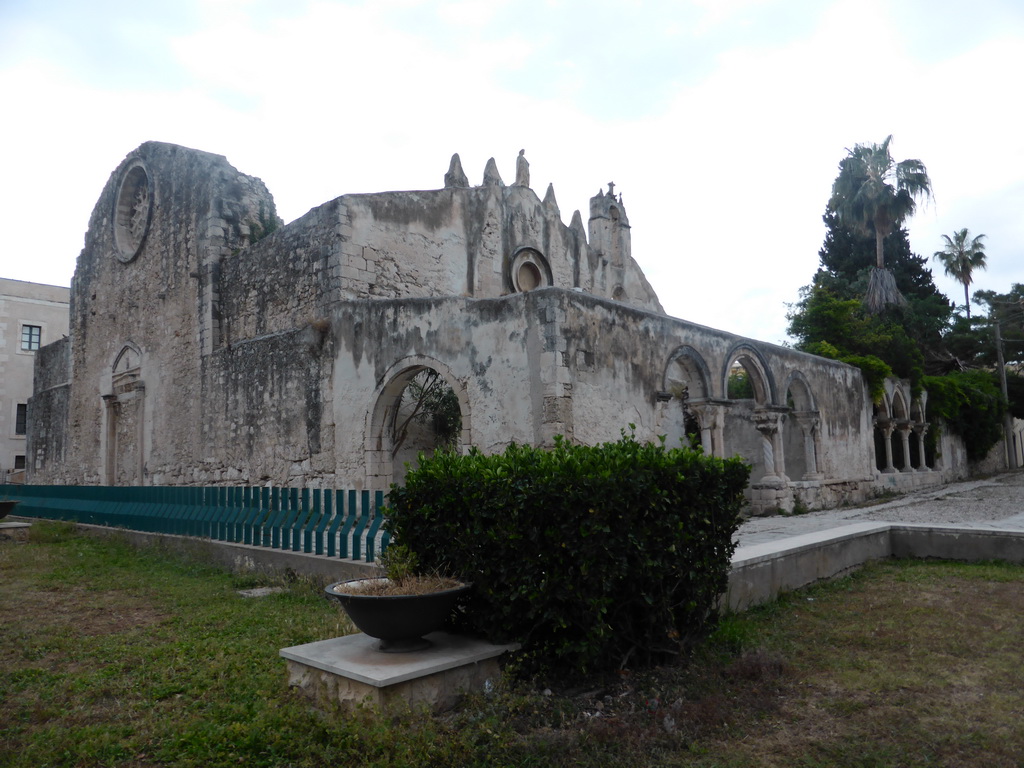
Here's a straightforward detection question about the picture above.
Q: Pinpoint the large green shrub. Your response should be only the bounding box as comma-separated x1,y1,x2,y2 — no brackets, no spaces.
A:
921,370,1006,463
384,433,750,678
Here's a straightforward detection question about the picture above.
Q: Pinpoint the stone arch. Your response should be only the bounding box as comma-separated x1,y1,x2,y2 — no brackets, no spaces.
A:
722,344,780,484
891,388,910,421
507,247,553,293
663,346,712,401
660,346,716,452
782,371,821,481
783,370,816,412
889,388,910,470
722,343,776,405
365,356,470,489
103,342,146,485
874,379,921,474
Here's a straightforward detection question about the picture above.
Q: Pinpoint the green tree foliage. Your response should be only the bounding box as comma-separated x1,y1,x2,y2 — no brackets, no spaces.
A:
921,370,1005,462
385,433,750,679
800,211,953,373
942,315,996,369
828,136,932,313
727,366,755,399
975,284,1024,366
788,209,950,392
934,229,988,318
829,135,933,271
790,143,1010,461
817,211,943,303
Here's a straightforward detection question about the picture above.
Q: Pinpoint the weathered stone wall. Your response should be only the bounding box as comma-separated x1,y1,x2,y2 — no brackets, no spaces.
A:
217,202,339,345
535,291,876,498
38,142,276,485
135,325,336,486
315,289,878,509
25,335,71,478
31,334,70,394
26,141,968,513
329,293,551,487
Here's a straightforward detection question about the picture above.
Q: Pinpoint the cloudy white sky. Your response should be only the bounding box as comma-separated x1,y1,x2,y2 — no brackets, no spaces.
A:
2,0,1022,345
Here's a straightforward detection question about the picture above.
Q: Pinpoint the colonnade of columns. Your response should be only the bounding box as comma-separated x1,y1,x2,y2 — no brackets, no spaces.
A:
875,417,930,473
683,401,823,484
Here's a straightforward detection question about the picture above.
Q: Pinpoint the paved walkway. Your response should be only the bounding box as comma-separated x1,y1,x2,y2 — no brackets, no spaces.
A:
736,470,1024,547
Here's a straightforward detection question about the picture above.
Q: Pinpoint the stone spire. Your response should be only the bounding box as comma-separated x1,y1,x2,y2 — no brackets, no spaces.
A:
482,158,504,187
444,153,469,188
570,210,586,240
543,183,559,214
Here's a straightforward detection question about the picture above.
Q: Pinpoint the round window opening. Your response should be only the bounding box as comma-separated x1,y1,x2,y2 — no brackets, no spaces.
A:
509,248,551,293
517,262,542,291
113,164,152,263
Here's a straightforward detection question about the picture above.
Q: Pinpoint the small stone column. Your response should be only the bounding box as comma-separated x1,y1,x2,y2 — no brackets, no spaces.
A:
791,411,823,480
876,418,897,474
753,410,786,484
897,421,914,472
913,423,931,471
691,402,727,458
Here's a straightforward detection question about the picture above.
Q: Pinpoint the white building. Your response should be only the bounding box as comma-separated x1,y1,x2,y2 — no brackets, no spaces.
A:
0,278,69,482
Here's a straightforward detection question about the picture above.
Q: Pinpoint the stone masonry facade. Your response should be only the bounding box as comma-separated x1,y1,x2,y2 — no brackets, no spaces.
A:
26,142,975,513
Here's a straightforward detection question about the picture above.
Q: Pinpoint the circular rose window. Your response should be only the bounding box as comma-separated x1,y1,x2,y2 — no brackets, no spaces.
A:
113,163,152,263
509,248,551,293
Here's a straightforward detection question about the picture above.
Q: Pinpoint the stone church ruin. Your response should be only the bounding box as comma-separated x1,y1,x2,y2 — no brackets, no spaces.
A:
27,142,970,513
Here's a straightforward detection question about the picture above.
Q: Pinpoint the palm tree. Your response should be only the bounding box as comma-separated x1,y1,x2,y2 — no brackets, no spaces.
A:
933,229,987,318
828,135,932,312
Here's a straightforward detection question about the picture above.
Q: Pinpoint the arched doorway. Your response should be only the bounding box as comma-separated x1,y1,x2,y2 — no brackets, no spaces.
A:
103,343,146,485
366,359,469,488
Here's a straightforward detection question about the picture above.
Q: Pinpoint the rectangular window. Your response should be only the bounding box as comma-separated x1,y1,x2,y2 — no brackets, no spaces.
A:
15,404,27,435
14,455,26,470
21,324,41,351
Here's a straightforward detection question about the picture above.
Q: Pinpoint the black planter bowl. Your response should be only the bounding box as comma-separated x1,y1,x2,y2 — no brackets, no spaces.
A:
0,500,19,522
325,578,472,653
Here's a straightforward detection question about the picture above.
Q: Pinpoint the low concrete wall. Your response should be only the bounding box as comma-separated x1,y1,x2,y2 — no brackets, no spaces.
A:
727,522,1024,611
58,521,378,585
727,524,891,611
889,524,1024,564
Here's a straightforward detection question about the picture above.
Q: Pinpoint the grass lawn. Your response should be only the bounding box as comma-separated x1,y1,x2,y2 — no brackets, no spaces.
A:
2,520,1022,767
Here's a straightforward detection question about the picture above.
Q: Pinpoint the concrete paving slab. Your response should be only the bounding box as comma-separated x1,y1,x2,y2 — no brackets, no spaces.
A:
280,631,517,687
280,632,518,713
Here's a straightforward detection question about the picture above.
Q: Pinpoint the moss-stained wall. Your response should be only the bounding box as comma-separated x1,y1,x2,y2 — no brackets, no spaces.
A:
29,142,945,512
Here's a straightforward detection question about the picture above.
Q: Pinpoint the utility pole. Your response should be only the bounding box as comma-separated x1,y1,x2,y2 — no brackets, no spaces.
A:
995,321,1015,467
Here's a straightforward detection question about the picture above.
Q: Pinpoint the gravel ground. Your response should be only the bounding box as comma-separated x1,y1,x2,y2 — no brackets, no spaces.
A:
736,471,1024,547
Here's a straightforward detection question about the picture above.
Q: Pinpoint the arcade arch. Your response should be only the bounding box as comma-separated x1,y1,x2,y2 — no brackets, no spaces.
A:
722,345,780,483
366,358,469,487
660,346,715,452
782,372,822,481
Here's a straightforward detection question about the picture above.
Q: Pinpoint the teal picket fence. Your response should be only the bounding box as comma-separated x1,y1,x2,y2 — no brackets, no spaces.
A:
0,484,389,562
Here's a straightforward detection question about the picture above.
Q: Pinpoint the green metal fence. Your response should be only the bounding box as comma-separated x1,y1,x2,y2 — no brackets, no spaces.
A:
0,484,389,562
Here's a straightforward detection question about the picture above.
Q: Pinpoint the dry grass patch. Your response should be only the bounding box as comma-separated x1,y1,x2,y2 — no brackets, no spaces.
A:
2,521,1023,767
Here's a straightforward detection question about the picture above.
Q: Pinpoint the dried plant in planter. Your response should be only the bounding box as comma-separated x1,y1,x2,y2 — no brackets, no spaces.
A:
330,543,465,596
324,545,471,652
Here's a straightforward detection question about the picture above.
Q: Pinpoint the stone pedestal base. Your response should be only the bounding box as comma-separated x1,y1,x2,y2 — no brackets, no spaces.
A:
280,632,517,714
0,521,30,542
